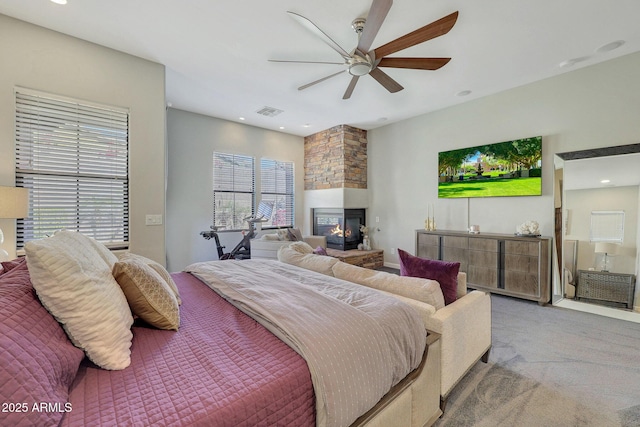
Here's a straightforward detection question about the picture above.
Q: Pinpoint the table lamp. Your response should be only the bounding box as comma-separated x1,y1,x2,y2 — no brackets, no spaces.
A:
594,242,617,272
0,186,30,261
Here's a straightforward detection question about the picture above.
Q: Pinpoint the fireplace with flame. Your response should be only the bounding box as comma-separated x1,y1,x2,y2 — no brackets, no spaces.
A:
313,208,366,250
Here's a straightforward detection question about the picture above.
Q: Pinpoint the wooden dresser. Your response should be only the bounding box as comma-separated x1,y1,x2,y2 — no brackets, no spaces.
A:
416,230,552,304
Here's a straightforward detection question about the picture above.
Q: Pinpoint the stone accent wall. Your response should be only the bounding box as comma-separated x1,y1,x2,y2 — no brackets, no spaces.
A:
304,125,367,190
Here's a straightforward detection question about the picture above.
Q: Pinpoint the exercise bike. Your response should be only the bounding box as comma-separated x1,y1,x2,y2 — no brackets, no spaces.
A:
200,201,273,260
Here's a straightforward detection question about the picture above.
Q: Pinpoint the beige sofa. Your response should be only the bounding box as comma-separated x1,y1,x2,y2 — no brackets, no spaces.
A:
251,233,326,259
277,242,492,412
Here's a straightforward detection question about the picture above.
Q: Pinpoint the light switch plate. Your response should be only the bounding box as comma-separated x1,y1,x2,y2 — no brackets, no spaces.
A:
145,214,163,226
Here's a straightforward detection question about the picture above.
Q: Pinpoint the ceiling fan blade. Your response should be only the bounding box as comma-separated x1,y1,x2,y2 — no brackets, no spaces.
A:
343,76,360,100
287,11,351,60
298,70,346,91
373,11,458,58
357,0,393,54
369,68,403,93
377,57,451,70
269,59,345,65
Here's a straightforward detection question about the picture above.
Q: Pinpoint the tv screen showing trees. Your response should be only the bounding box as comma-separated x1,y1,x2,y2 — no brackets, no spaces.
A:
438,136,542,198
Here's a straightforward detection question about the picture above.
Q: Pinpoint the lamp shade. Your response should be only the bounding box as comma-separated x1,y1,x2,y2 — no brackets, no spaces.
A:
0,186,29,219
594,242,618,255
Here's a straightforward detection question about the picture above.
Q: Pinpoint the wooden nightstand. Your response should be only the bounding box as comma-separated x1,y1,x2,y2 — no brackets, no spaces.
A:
576,270,636,309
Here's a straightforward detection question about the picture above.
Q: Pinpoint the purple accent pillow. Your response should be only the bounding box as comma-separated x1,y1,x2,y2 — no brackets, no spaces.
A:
0,260,84,426
398,249,460,305
313,246,328,256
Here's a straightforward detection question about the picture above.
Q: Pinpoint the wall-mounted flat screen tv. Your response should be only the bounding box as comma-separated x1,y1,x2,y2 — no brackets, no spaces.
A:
438,136,542,198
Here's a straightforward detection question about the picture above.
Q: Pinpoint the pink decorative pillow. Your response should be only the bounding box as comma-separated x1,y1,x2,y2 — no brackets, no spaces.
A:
398,249,460,305
0,260,84,426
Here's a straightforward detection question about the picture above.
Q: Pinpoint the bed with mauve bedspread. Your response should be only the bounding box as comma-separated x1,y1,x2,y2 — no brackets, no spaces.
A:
61,272,315,427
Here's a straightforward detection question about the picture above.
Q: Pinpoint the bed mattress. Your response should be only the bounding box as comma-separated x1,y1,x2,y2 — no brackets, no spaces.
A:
61,272,315,427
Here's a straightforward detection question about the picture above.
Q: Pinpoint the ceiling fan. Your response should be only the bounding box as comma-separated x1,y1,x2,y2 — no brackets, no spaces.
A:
269,0,459,99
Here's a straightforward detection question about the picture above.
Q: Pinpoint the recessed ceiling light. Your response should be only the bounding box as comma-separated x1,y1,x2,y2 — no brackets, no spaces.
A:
303,124,310,128
239,117,245,121
50,0,67,4
600,179,611,184
596,40,625,53
456,90,472,97
279,126,285,130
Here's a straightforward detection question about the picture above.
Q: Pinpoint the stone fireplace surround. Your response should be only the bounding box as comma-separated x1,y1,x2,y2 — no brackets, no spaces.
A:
303,125,370,239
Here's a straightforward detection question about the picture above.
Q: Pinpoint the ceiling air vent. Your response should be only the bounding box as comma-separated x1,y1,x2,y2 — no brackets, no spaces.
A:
256,106,284,117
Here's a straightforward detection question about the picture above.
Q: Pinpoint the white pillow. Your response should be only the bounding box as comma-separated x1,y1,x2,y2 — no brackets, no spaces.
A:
25,230,134,370
261,233,280,241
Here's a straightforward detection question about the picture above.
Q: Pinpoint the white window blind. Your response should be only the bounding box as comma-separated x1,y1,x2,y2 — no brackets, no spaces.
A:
260,158,294,228
590,210,625,243
15,89,129,249
213,152,255,230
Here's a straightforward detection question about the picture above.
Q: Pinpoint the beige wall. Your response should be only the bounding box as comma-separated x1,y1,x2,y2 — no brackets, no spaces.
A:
368,52,640,269
166,108,304,271
0,15,166,264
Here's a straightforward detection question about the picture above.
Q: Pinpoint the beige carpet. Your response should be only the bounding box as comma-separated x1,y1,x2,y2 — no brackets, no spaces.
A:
434,294,640,427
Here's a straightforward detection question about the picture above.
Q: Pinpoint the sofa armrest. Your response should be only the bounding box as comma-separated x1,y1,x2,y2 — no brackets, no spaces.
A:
423,290,491,398
303,235,327,249
377,290,437,326
456,272,467,298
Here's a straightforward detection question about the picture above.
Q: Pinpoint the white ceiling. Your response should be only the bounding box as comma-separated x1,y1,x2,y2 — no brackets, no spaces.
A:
563,153,640,191
2,0,640,137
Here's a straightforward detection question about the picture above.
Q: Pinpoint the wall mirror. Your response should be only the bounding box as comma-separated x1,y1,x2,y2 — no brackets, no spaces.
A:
554,144,640,320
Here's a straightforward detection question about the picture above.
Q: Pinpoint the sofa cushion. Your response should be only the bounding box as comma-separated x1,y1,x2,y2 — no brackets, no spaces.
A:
398,249,460,305
277,244,338,276
289,241,314,254
332,261,445,310
0,258,84,427
113,257,180,330
24,230,134,370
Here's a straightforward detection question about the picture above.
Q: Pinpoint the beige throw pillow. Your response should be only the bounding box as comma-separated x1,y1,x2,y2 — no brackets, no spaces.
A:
118,252,181,305
25,230,134,370
113,258,180,331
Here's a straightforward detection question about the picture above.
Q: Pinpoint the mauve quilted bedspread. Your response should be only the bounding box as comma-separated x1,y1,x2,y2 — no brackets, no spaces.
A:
61,272,315,427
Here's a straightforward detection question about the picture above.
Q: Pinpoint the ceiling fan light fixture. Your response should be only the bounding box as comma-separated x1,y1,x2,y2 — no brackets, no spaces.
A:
348,55,373,76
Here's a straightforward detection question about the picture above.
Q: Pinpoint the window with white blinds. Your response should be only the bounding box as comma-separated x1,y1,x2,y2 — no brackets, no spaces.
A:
260,158,294,228
590,210,625,243
15,89,129,249
213,152,255,230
